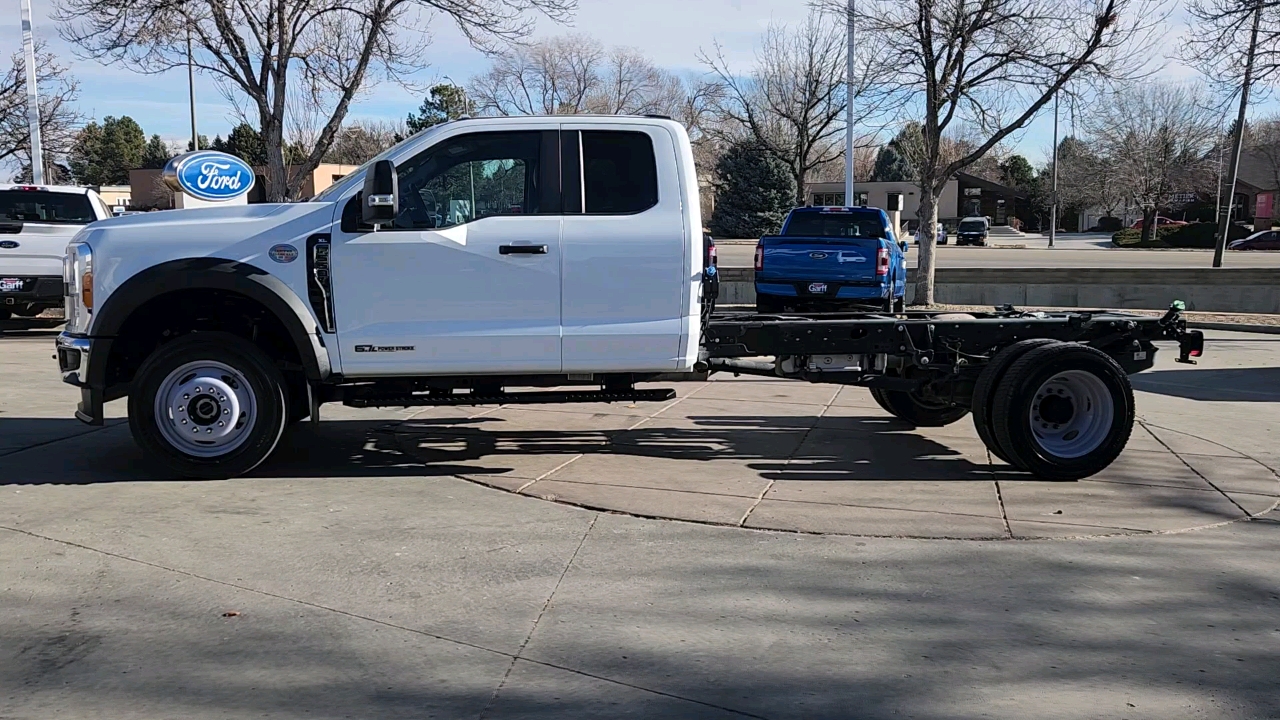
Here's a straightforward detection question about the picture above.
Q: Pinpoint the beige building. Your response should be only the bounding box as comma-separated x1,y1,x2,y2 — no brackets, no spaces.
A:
129,163,359,210
95,185,132,212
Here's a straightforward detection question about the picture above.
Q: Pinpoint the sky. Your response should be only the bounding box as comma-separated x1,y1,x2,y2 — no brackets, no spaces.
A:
0,0,1271,168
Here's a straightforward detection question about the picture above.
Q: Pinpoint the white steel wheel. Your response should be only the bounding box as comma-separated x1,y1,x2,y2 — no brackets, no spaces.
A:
1028,370,1115,459
129,332,288,479
154,361,258,457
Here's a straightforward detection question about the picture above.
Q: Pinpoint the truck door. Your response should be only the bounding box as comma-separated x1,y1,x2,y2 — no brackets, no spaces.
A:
329,130,563,375
559,125,690,372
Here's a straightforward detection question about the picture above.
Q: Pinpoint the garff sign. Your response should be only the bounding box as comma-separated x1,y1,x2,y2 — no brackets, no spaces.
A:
163,151,257,208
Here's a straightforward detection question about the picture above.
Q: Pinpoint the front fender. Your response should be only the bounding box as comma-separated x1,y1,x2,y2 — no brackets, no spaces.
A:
90,257,332,383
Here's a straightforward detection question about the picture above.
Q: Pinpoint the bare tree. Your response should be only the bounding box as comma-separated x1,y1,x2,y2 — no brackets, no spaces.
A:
1085,83,1217,242
1183,0,1280,263
0,42,80,173
324,118,405,164
470,34,604,115
58,0,575,201
702,9,896,206
821,0,1164,304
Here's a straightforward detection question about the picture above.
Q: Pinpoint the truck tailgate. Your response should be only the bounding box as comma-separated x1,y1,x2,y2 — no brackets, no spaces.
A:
758,236,880,281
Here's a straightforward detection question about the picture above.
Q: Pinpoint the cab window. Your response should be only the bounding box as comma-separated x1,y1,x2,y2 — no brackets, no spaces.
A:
393,131,542,230
580,131,658,214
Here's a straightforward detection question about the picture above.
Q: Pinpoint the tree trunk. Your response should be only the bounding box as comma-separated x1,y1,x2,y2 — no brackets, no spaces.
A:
913,187,939,306
262,116,289,203
795,165,808,207
1140,207,1156,244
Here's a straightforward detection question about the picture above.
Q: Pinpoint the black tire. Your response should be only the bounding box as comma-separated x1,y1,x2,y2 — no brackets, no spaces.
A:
892,296,905,313
870,386,970,427
971,339,1061,464
129,332,288,479
990,343,1134,480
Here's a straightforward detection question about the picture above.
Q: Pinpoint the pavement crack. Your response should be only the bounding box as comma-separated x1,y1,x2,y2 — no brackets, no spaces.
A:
0,521,771,720
516,382,712,495
739,385,840,528
1137,420,1255,518
990,450,1013,538
480,513,598,720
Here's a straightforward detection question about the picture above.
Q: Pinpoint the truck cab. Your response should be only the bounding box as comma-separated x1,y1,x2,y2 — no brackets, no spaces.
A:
754,206,907,313
57,116,704,476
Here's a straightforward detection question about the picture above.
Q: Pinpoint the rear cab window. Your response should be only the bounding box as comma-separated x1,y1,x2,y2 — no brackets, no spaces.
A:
0,190,96,225
783,210,887,239
579,131,658,214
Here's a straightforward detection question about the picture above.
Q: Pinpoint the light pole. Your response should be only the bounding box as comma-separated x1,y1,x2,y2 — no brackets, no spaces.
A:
844,0,855,207
20,0,43,184
188,27,198,151
1049,89,1059,248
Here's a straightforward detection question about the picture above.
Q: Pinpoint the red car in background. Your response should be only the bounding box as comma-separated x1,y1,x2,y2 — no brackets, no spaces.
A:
1130,217,1187,230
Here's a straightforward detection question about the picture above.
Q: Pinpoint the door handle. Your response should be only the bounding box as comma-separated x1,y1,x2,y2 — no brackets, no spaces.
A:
499,244,548,255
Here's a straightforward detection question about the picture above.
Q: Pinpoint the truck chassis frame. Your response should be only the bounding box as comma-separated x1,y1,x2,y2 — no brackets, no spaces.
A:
328,303,1202,482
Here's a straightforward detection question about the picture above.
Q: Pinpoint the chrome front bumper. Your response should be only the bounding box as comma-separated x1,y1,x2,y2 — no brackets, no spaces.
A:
56,333,105,425
56,333,92,386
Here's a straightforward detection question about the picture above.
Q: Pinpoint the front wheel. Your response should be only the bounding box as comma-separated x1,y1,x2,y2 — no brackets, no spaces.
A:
129,332,288,479
870,387,970,427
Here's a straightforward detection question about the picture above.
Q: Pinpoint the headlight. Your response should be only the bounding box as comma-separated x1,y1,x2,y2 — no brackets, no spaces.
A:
65,242,93,334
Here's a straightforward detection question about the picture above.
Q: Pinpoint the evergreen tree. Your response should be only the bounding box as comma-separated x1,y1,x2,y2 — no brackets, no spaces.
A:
999,155,1036,191
870,123,923,182
405,84,474,135
708,140,795,238
141,134,172,169
186,135,210,151
68,116,146,185
218,123,269,165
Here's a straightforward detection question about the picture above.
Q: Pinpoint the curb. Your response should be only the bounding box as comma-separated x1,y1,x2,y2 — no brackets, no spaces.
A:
1188,321,1280,335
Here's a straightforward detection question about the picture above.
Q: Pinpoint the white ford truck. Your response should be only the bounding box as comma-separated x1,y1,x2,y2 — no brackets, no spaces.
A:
55,115,1203,480
0,184,113,320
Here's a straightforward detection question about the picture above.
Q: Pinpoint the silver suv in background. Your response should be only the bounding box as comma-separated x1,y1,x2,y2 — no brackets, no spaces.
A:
0,184,112,320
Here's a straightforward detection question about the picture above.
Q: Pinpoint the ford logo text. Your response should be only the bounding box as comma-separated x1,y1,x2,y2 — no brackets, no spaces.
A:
163,151,256,202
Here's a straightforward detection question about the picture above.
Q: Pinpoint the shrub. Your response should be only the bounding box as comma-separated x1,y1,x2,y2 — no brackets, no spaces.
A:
1111,222,1250,248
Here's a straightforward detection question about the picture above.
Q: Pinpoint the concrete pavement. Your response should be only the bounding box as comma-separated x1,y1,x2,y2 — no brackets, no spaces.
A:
2,328,1278,719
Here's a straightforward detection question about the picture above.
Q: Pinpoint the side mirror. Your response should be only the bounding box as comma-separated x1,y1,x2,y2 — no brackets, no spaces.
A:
362,159,398,226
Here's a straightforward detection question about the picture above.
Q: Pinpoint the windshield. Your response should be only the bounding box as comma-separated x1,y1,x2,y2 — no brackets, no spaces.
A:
0,190,96,225
783,212,886,239
310,123,448,203
959,220,986,232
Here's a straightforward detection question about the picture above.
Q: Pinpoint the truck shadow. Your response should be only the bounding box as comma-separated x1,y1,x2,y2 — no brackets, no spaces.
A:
0,413,1024,485
1131,366,1280,402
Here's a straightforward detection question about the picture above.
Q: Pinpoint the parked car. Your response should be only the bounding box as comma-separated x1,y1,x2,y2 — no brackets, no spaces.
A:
1130,216,1187,230
0,184,112,320
754,206,907,313
955,216,990,246
1228,230,1280,251
916,225,947,245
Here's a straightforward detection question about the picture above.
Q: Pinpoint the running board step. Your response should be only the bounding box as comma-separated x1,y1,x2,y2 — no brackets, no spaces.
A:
343,388,677,409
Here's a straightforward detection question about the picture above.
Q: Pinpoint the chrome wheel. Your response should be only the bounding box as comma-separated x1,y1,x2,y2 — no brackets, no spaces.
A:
153,360,257,457
1028,369,1114,459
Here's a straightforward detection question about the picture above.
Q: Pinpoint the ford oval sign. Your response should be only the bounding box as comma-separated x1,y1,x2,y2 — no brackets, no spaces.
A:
163,151,256,202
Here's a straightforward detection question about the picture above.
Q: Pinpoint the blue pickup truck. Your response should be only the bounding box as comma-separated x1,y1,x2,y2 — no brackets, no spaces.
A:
754,206,908,313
